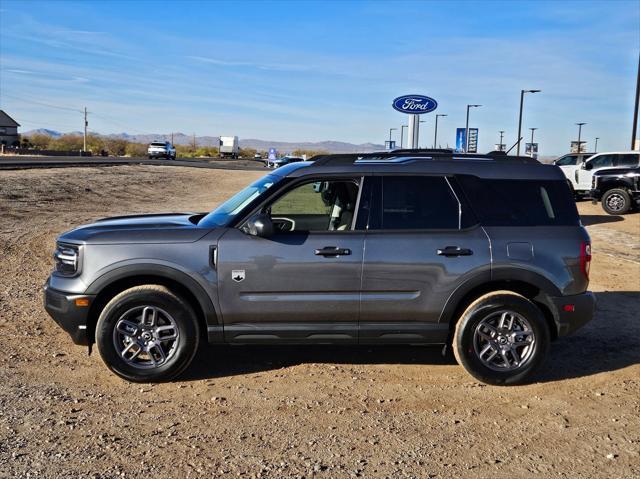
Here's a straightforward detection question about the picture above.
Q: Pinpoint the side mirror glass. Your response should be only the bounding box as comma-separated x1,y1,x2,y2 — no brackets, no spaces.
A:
246,213,274,238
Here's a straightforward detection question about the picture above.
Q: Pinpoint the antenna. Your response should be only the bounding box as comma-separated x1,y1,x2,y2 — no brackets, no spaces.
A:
506,136,523,155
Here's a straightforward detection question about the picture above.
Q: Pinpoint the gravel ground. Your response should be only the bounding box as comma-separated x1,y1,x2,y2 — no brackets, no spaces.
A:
0,165,638,478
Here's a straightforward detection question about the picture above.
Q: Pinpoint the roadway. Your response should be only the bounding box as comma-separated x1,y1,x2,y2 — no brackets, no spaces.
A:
0,155,267,171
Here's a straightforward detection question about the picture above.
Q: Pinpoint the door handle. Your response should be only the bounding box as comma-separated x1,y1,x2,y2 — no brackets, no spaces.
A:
437,246,473,257
314,246,351,257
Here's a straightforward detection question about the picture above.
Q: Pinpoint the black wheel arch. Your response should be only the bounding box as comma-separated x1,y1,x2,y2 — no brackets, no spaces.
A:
439,268,562,342
85,264,219,344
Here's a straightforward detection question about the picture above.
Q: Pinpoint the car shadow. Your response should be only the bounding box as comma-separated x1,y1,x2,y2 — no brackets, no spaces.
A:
580,214,624,226
182,291,640,384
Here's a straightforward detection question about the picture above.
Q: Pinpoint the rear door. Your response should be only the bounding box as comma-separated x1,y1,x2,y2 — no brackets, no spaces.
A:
216,176,366,343
359,175,491,344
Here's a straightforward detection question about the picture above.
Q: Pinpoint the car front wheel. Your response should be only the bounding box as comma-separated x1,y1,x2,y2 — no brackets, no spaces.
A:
601,188,631,215
453,291,550,385
95,285,199,382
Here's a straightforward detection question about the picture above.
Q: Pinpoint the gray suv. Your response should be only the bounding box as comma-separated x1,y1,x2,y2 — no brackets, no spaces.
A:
44,150,595,385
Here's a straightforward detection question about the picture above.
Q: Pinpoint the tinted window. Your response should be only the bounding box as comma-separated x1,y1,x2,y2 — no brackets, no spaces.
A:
616,154,639,167
588,154,615,169
555,155,578,166
457,176,579,226
376,176,459,230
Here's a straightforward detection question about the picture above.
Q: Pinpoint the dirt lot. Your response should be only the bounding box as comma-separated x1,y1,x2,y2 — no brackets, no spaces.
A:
0,165,638,478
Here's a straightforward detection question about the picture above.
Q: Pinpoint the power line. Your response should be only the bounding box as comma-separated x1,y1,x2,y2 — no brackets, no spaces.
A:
1,94,85,113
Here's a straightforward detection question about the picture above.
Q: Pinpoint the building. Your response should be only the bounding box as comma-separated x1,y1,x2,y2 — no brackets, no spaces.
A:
0,110,20,147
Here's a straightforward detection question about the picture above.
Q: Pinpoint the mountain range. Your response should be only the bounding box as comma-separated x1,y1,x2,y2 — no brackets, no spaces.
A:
23,129,385,154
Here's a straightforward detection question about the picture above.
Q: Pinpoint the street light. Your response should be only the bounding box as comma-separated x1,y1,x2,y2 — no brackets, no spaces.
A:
576,123,586,153
434,114,447,149
529,128,538,157
400,124,408,148
388,127,397,143
517,89,541,156
499,130,505,151
465,105,481,153
595,137,599,153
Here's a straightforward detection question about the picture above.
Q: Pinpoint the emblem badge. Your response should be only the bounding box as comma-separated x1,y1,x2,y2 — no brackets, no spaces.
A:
232,270,245,282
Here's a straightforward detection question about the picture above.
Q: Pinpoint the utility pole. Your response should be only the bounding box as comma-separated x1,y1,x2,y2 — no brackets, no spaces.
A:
576,123,586,153
192,133,196,151
499,130,505,150
434,114,447,148
171,132,174,145
516,89,541,156
83,107,88,154
632,53,640,150
595,137,599,153
529,128,538,157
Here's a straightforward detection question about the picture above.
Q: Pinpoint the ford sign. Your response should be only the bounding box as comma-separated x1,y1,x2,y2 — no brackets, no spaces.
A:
392,95,438,115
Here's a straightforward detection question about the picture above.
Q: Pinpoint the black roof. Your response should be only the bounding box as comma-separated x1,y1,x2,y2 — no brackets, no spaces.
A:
0,110,20,127
283,149,563,181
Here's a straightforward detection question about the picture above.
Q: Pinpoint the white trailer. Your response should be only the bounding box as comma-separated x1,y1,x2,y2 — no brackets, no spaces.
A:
219,136,239,159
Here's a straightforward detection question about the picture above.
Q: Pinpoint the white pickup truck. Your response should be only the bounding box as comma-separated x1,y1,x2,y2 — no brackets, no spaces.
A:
555,151,640,197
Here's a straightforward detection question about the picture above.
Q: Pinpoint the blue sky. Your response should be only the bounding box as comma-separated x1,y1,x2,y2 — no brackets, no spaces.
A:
0,0,638,155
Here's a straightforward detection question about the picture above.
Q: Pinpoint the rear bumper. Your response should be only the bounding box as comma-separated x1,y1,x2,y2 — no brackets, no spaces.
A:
43,282,94,345
550,291,596,336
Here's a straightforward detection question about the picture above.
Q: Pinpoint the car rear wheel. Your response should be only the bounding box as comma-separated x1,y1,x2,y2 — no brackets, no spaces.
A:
453,291,550,385
95,285,199,382
601,188,631,215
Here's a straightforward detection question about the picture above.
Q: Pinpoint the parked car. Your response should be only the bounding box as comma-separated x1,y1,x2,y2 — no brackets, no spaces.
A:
147,141,176,160
267,156,304,168
253,153,262,160
44,149,594,385
558,151,639,197
590,165,640,215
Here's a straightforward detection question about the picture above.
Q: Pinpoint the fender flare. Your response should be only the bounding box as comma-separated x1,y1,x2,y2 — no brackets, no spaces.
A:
85,263,219,326
438,267,562,325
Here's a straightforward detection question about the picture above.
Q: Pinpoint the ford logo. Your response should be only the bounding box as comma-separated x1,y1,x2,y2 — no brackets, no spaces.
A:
392,95,438,114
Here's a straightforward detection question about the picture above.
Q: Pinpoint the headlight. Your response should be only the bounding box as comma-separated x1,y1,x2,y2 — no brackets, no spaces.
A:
54,243,80,276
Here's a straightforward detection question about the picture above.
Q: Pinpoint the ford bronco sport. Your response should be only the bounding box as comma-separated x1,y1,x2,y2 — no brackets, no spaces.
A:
44,150,595,385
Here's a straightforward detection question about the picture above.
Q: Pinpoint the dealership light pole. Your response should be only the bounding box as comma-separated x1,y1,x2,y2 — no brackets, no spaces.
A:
400,124,408,148
465,105,481,153
419,120,426,148
529,128,538,157
517,89,541,156
632,53,640,150
499,130,505,150
576,122,586,153
388,127,397,144
594,137,599,152
434,114,447,148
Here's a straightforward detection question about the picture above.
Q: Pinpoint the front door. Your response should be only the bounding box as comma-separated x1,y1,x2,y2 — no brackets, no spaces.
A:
217,177,365,343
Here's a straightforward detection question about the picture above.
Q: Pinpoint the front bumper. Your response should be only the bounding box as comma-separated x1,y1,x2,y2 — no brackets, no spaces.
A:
43,282,94,345
550,291,596,336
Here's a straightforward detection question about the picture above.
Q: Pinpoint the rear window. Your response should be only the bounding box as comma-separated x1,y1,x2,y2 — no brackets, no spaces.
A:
555,155,577,166
457,176,579,226
150,142,167,147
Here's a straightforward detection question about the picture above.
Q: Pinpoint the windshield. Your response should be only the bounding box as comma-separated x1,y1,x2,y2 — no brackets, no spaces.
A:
555,155,577,166
199,174,279,227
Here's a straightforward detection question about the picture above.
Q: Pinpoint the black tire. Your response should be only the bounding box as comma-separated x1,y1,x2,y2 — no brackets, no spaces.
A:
601,188,632,215
452,291,550,386
95,285,199,382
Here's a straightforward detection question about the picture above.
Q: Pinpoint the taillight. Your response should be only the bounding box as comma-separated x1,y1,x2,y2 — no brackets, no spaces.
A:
580,241,592,279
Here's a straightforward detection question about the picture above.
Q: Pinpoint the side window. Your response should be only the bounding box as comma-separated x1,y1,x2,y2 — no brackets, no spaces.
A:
556,155,577,166
588,155,615,169
376,176,459,230
615,154,640,167
269,180,359,232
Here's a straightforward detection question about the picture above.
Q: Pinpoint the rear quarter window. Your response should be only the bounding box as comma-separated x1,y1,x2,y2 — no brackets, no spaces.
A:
457,176,579,226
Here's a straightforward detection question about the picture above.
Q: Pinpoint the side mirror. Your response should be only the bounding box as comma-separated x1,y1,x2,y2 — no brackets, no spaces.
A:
584,162,593,171
246,213,274,238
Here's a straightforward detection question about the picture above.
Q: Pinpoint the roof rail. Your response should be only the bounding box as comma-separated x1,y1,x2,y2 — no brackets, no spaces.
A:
310,151,540,167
